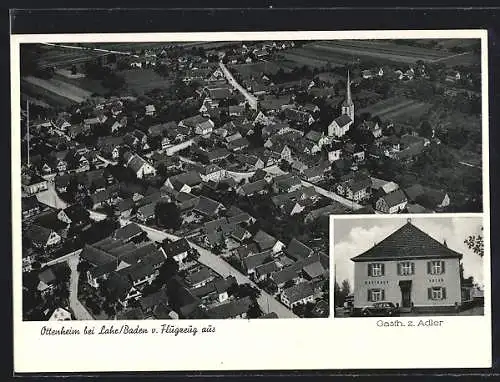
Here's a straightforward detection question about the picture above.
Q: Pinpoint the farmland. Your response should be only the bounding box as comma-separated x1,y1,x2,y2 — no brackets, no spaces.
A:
21,80,75,108
22,76,92,104
282,40,480,67
359,97,432,122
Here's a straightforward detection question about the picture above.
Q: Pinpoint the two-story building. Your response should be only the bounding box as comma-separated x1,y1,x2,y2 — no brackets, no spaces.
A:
351,220,463,314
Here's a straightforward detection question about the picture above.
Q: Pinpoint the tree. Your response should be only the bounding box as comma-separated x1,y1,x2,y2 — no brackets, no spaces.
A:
464,226,484,257
155,202,182,230
247,301,263,318
419,120,433,139
158,257,179,283
334,281,342,307
229,283,261,300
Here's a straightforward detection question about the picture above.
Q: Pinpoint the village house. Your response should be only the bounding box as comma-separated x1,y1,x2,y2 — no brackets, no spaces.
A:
337,176,372,202
123,153,156,179
26,224,62,250
351,220,463,314
375,189,408,214
22,173,48,195
272,173,302,194
280,282,315,309
205,296,253,319
22,196,41,220
161,238,191,265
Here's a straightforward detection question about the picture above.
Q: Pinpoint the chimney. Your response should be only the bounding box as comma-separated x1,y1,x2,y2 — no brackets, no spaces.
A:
443,239,448,248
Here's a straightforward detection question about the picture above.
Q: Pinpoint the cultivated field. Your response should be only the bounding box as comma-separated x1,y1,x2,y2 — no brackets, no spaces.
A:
21,81,75,108
23,76,92,103
359,96,432,122
35,44,110,69
283,40,480,67
52,73,109,96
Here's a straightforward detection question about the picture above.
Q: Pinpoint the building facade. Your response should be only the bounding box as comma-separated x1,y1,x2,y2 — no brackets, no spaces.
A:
351,221,463,314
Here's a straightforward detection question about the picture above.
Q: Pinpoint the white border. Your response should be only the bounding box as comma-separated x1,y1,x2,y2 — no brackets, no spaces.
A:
12,30,491,372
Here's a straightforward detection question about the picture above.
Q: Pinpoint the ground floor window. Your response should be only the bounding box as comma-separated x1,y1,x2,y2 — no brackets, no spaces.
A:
368,289,384,302
428,286,447,300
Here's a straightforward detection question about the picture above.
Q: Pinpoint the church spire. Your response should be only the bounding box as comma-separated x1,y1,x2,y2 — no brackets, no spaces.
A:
346,70,352,105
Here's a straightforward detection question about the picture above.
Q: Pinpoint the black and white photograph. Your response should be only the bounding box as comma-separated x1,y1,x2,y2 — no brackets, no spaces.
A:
11,27,492,373
333,215,485,318
18,37,484,322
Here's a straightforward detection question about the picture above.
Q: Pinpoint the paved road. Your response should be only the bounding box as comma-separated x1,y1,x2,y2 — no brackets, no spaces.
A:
301,180,362,210
137,223,297,318
36,179,68,210
67,254,94,320
219,61,258,110
262,165,361,210
43,249,82,267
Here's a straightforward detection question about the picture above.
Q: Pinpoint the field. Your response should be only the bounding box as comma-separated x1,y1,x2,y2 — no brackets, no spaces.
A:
121,69,175,94
283,40,480,68
22,76,92,104
21,81,75,108
359,96,432,122
230,61,291,79
52,73,109,96
34,44,110,69
279,51,332,68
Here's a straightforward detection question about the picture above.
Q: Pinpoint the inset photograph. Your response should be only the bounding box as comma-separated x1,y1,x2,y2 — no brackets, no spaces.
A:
333,215,484,317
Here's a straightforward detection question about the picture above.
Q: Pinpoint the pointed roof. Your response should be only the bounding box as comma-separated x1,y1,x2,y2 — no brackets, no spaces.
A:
343,70,353,106
351,222,463,262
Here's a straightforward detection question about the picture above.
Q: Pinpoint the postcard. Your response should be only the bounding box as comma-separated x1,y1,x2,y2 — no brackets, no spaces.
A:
11,29,490,372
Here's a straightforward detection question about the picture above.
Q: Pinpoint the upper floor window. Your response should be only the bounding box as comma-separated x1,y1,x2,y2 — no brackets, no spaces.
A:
428,260,445,275
398,262,415,276
368,263,385,277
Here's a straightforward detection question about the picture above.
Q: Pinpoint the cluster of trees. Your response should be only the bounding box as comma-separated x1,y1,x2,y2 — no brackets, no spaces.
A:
84,62,125,92
155,202,182,230
334,279,351,308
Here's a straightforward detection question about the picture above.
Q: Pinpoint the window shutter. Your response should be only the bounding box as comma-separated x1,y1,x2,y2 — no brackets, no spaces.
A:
427,261,431,274
368,289,372,302
381,289,385,300
428,288,432,300
442,287,447,300
397,263,401,276
411,262,415,275
368,264,372,277
441,261,445,274
381,264,385,276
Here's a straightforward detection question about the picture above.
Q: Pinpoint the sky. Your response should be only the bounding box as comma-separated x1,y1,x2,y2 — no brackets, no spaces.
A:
333,216,485,289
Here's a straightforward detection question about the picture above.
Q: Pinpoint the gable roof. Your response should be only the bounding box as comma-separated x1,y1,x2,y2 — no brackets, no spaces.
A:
282,282,314,304
205,296,253,319
162,238,190,257
243,250,274,271
333,114,352,127
114,223,143,241
379,189,408,208
351,222,463,262
285,238,314,261
303,261,326,279
253,230,280,251
194,196,224,217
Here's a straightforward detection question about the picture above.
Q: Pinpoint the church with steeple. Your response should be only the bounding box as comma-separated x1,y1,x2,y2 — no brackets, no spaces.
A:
328,70,355,138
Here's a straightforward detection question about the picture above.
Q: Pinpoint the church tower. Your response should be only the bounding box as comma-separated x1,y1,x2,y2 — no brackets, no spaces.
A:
341,70,355,123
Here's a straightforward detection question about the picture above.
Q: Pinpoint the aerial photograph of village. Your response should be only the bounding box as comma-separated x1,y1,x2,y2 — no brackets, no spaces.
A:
18,38,482,321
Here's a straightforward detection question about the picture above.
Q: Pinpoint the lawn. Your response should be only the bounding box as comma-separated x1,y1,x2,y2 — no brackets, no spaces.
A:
121,69,175,95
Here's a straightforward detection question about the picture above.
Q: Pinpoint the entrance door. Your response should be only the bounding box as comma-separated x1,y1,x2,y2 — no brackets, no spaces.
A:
401,287,411,308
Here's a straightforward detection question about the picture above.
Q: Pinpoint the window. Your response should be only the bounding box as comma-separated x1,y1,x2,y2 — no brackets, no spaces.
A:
398,262,415,276
428,287,447,300
369,263,385,277
368,289,385,302
428,261,445,275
